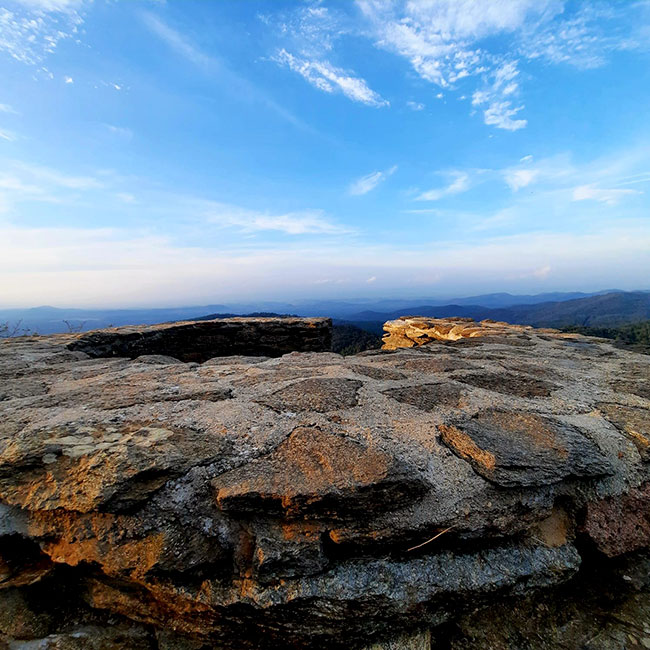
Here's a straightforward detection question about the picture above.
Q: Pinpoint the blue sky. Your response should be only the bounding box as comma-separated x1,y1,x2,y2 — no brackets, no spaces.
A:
1,0,649,307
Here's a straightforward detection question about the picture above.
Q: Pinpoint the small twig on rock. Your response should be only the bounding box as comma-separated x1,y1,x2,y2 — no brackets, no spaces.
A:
407,525,455,552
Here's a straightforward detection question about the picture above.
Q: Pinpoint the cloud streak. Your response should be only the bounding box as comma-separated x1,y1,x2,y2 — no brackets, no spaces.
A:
272,49,388,107
417,172,470,201
348,165,397,195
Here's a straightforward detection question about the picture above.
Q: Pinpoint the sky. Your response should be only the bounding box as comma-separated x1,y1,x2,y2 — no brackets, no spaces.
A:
0,0,649,308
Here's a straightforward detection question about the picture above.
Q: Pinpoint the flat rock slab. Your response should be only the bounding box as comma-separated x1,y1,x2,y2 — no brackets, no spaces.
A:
0,319,649,649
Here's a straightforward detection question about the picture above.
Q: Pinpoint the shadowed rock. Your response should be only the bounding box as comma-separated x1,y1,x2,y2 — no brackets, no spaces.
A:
67,317,332,362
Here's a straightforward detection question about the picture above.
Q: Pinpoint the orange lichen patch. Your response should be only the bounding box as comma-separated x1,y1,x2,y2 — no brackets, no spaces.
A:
213,426,426,518
438,425,496,471
532,507,570,548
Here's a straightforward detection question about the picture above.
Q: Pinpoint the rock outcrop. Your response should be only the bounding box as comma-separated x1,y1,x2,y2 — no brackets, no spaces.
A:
382,316,547,349
1,318,649,649
67,317,332,362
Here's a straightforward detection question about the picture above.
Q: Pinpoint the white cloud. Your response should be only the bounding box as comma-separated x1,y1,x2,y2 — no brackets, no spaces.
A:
348,165,397,195
417,172,470,201
0,103,17,114
532,265,552,279
104,124,133,140
366,276,377,283
12,0,83,11
272,49,388,107
406,100,424,111
266,1,648,132
64,75,73,83
202,202,351,235
482,101,527,131
0,0,86,65
356,1,558,91
572,184,641,205
471,61,527,130
0,129,18,141
504,168,540,191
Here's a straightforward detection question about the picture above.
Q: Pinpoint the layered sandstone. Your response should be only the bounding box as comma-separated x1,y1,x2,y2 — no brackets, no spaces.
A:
0,318,649,649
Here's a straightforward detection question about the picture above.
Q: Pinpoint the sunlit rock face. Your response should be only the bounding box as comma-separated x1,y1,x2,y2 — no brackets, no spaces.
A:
382,316,549,349
0,318,649,649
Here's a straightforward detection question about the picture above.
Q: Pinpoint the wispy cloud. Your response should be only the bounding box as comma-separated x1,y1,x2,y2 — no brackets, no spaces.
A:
0,129,18,142
0,103,17,114
0,0,87,65
0,161,104,214
272,49,388,107
417,172,470,201
504,168,540,191
406,101,425,111
572,185,641,205
471,61,527,131
348,165,397,195
104,124,133,140
202,201,351,235
266,1,650,131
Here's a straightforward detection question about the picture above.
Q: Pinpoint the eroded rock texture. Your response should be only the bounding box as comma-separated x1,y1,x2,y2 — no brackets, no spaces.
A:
0,319,649,649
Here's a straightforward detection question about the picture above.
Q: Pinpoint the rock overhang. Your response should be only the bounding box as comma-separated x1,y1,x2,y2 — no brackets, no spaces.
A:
0,317,649,648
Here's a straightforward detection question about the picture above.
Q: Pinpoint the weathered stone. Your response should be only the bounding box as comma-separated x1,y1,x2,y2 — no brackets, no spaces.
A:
0,588,53,639
363,629,431,650
598,402,650,461
7,625,155,649
258,378,362,412
449,371,556,397
439,410,612,487
383,383,462,411
213,426,428,519
582,483,650,557
0,318,648,648
67,317,332,362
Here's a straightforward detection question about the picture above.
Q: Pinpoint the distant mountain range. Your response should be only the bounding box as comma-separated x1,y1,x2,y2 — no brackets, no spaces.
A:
343,290,650,329
1,290,649,336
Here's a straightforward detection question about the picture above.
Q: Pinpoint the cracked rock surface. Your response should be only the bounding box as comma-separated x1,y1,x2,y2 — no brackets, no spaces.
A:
0,320,649,649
